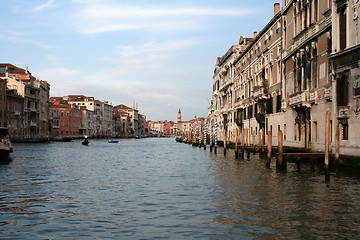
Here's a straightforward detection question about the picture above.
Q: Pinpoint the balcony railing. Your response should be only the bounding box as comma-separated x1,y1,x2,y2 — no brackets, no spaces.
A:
252,86,268,102
289,91,311,107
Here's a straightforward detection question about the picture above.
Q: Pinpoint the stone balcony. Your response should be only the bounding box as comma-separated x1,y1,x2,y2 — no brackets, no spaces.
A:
219,80,233,92
252,86,268,102
289,91,313,108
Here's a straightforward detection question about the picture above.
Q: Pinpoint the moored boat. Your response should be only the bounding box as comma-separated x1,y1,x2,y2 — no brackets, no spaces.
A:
0,128,13,161
51,136,75,142
11,138,48,143
108,139,119,143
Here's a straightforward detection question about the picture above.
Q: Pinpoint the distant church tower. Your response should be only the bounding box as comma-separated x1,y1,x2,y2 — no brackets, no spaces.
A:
177,109,182,123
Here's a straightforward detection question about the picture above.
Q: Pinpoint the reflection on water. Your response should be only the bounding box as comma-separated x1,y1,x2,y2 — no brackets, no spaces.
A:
0,138,359,239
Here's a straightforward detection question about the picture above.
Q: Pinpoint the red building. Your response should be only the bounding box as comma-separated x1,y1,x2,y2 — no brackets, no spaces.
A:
50,98,81,137
163,121,174,135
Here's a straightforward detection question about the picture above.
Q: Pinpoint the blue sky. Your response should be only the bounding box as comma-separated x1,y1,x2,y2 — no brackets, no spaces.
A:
1,0,278,121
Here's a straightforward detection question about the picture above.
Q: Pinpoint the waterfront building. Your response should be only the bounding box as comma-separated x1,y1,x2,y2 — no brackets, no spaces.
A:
0,78,7,128
6,88,25,139
163,121,174,136
102,101,113,137
282,0,332,151
113,104,143,138
79,106,94,137
329,0,360,156
49,98,82,138
65,95,113,138
113,106,131,137
148,121,164,136
138,114,147,137
208,1,360,157
39,81,50,139
0,64,49,139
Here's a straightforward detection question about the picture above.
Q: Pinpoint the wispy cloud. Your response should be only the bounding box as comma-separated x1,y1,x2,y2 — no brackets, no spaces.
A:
79,5,251,19
74,2,252,34
32,0,56,11
0,31,53,49
117,39,198,57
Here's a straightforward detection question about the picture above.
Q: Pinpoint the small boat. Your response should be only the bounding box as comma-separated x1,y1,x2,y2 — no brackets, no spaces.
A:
175,136,182,142
82,139,90,145
108,139,119,143
0,128,13,161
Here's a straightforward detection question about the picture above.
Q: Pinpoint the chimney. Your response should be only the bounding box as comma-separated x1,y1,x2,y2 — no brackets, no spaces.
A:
274,3,280,15
254,32,258,38
25,67,28,73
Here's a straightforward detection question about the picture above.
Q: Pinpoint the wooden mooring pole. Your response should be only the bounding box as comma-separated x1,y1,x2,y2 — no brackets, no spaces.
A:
335,122,339,164
261,127,265,152
277,129,284,169
223,129,227,156
266,130,272,167
235,128,239,159
325,108,331,181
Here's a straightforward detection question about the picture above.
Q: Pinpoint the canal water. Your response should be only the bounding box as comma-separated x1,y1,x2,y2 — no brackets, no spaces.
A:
1,138,360,239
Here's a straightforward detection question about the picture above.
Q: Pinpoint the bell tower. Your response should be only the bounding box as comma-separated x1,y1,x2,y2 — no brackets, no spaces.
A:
177,109,182,123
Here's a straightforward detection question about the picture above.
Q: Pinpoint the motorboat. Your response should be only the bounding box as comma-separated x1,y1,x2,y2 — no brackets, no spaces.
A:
108,139,119,143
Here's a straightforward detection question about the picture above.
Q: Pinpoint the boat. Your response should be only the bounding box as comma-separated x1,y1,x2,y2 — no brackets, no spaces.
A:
11,138,48,143
175,136,183,142
0,128,13,161
135,135,140,139
82,136,90,145
51,136,75,142
108,139,119,143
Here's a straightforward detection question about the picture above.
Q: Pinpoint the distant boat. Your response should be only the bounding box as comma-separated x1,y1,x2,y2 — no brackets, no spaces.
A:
11,138,48,143
135,136,140,139
0,128,13,161
82,139,90,145
51,136,75,142
108,139,119,143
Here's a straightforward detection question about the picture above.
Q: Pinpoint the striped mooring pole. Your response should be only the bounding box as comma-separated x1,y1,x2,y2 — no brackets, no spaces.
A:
214,119,218,155
209,120,212,152
204,119,207,150
199,123,202,147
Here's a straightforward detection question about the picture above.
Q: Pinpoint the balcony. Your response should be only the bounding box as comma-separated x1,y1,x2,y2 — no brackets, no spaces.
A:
53,126,59,129
29,121,37,127
219,80,233,92
289,91,312,108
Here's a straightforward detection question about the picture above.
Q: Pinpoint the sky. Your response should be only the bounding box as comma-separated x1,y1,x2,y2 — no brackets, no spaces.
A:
0,0,278,121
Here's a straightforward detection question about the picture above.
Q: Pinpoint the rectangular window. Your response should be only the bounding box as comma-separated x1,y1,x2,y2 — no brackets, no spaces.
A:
337,75,349,106
339,6,347,51
284,124,286,140
266,97,273,114
276,95,282,113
